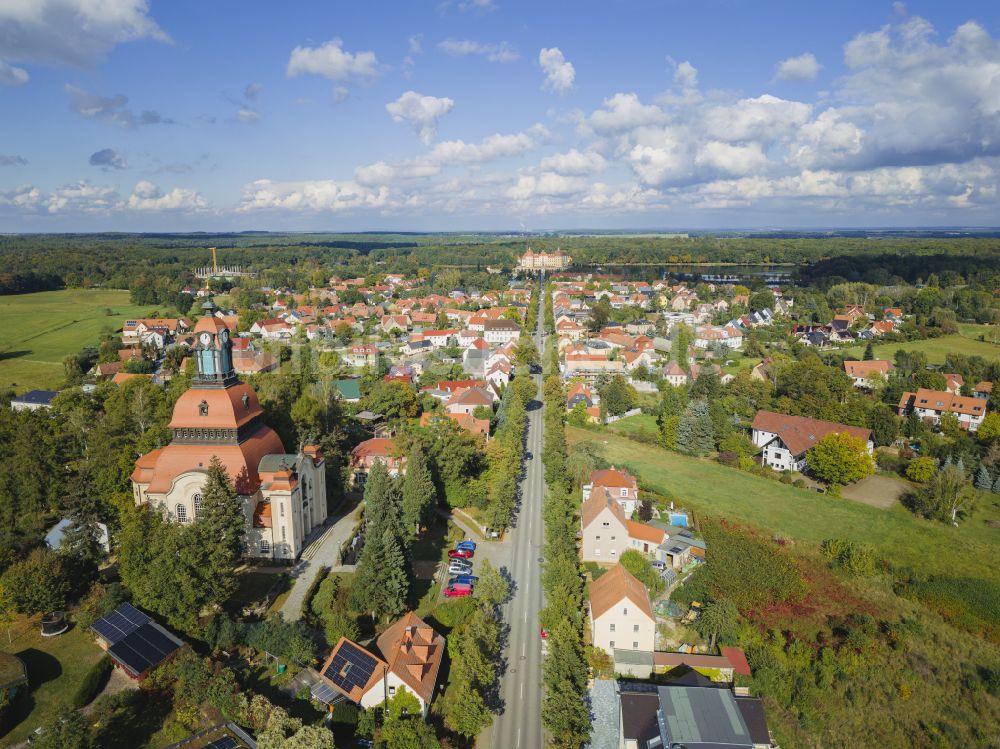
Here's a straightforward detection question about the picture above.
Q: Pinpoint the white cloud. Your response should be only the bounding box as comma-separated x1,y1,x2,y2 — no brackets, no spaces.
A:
0,60,28,86
45,182,120,214
539,149,606,176
286,38,379,81
244,82,262,100
703,95,812,143
408,34,424,54
238,179,391,212
237,108,259,123
508,172,586,200
588,93,666,134
695,141,769,176
775,52,821,81
672,60,698,90
539,47,575,94
844,27,892,68
127,180,207,211
386,91,455,144
438,39,518,62
0,0,167,70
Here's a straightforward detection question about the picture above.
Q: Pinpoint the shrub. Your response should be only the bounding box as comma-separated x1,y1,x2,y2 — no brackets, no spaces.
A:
905,456,936,483
72,655,112,709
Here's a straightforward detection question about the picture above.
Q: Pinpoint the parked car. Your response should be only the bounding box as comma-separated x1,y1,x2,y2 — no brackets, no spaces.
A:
455,540,477,551
443,585,472,598
540,627,549,640
448,548,474,559
651,560,666,571
485,527,501,538
449,574,478,586
448,560,473,574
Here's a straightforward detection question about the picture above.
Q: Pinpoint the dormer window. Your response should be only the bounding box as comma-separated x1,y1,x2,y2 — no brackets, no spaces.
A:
199,400,209,416
242,393,250,410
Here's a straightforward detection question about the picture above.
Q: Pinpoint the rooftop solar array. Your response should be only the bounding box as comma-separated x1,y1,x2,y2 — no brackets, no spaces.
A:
90,602,150,645
310,680,345,706
322,640,379,696
91,603,183,677
203,738,239,749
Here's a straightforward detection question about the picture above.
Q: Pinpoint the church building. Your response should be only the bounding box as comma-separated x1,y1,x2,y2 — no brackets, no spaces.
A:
131,300,327,560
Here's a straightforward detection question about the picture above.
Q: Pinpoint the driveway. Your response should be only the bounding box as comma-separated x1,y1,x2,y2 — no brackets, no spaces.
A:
840,475,911,509
280,503,362,621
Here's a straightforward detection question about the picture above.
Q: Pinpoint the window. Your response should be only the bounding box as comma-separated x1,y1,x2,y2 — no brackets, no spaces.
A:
260,539,270,554
388,686,396,696
609,623,615,632
623,607,628,616
633,641,639,649
281,527,286,542
609,641,615,649
633,624,640,632
176,504,188,522
602,521,609,527
595,535,601,540
620,488,628,497
595,549,600,556
192,493,202,517
610,549,617,557
280,502,284,517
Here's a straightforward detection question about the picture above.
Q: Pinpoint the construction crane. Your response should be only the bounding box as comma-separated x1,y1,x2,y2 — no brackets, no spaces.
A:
209,247,218,274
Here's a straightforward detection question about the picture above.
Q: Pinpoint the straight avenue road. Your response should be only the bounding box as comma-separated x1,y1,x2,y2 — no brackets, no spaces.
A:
485,284,547,749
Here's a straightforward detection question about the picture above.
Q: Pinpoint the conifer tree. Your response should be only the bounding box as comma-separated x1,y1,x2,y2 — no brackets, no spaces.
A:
352,527,408,622
676,399,715,456
401,446,436,538
975,465,992,491
362,459,403,543
194,456,246,606
863,341,875,360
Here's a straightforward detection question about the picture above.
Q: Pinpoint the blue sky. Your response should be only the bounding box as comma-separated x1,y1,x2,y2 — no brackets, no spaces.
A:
0,0,998,231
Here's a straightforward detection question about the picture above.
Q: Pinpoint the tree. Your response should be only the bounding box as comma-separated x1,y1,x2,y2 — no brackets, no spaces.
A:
978,412,1000,443
473,559,509,608
362,460,404,545
619,550,663,595
192,456,246,607
587,298,611,331
599,375,637,417
694,599,738,649
905,464,977,523
636,499,654,522
567,400,590,427
975,465,993,491
378,717,438,749
400,447,436,538
862,340,875,361
514,336,539,368
361,381,418,421
351,527,408,622
749,290,774,312
676,399,714,456
0,548,70,615
806,432,875,486
868,403,899,447
905,456,936,483
671,323,692,366
30,710,92,749
541,617,590,748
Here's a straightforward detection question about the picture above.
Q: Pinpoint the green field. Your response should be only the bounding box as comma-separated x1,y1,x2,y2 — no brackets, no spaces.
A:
840,324,1000,363
0,289,168,391
568,424,1000,582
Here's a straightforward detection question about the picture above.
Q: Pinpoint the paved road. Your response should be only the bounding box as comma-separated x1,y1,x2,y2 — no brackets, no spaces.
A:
486,285,547,749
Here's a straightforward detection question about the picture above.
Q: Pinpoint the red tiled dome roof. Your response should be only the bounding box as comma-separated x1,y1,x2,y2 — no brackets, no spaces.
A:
169,383,263,429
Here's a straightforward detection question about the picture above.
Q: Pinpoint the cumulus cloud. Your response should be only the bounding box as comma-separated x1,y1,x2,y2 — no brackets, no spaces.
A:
672,60,698,90
539,149,606,176
237,108,259,123
238,179,390,212
89,148,128,170
438,39,518,62
286,38,379,82
588,93,666,134
65,85,173,127
0,0,167,71
45,182,120,214
386,91,455,144
539,47,575,94
408,34,424,55
127,180,207,211
0,60,28,86
0,154,27,167
775,52,821,81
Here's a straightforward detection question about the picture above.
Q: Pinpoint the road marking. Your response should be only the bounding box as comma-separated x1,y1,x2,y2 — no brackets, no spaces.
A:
520,682,524,699
517,726,522,747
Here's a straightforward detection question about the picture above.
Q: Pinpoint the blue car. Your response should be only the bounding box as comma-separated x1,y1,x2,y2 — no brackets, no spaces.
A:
456,540,477,551
449,574,478,587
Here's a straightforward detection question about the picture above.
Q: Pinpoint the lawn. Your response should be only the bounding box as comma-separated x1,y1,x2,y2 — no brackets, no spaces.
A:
0,616,105,747
839,327,1000,364
567,425,1000,582
0,289,176,391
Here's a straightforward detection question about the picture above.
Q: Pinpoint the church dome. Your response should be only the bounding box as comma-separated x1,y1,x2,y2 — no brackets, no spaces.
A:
169,382,264,429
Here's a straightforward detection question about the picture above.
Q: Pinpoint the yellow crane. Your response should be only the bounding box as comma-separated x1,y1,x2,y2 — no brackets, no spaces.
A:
209,247,218,274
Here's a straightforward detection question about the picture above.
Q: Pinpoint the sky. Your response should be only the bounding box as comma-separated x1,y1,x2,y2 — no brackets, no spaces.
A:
0,0,999,232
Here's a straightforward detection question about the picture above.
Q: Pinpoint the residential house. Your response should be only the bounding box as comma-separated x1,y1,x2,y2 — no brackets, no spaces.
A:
843,360,892,388
944,373,964,395
347,344,379,368
694,325,743,350
316,612,444,716
445,387,494,416
974,381,993,399
583,467,639,517
349,437,404,488
898,388,988,432
483,319,521,344
10,389,59,411
580,488,629,562
588,564,655,655
751,411,873,473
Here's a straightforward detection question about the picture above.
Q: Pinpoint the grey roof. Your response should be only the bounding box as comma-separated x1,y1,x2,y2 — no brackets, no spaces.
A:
258,454,298,472
658,684,755,748
613,649,655,666
13,389,58,405
586,680,620,749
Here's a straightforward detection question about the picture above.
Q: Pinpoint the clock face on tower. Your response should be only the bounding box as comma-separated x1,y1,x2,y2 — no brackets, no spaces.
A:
200,332,212,346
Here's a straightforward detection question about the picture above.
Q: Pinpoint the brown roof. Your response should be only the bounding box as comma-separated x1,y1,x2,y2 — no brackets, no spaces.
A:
652,651,740,671
447,387,493,408
588,564,653,621
908,388,987,417
626,520,665,545
750,410,871,457
376,612,445,703
351,437,399,461
170,383,264,430
590,467,637,490
319,638,388,703
843,360,891,378
581,487,627,530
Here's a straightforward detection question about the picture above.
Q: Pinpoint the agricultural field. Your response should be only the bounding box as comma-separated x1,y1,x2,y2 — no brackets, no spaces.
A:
840,324,1000,363
0,289,168,391
567,424,1000,583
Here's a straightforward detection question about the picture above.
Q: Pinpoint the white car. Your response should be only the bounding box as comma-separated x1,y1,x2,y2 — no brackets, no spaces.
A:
448,560,473,575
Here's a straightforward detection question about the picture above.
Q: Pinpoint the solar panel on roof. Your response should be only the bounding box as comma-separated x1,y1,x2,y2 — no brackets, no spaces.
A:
311,681,345,705
90,603,150,645
204,738,239,749
323,641,379,696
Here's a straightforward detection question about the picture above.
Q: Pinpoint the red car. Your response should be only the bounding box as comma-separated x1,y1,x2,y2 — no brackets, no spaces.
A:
443,585,472,598
448,548,474,559
540,627,550,640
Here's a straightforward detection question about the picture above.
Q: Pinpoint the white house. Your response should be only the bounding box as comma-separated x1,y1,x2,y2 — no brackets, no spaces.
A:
898,388,988,432
588,564,656,655
751,410,873,473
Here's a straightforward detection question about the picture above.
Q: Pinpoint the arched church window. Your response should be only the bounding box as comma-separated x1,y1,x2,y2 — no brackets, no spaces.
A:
193,493,203,516
176,504,188,522
199,400,209,416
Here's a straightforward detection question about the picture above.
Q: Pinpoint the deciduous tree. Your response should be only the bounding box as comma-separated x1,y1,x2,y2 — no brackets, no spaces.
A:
806,432,875,486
